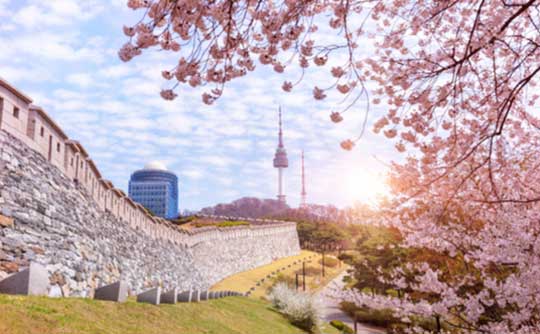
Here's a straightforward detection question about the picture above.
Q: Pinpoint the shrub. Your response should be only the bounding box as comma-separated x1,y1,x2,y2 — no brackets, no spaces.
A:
294,266,320,277
193,220,250,228
355,308,399,327
268,283,321,333
271,273,296,288
339,301,358,318
337,253,354,263
318,256,339,268
339,302,399,328
170,215,197,225
340,302,446,332
329,320,354,334
216,220,250,227
387,323,409,334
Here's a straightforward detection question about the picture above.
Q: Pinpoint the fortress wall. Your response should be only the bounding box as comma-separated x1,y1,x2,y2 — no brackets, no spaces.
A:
0,78,300,296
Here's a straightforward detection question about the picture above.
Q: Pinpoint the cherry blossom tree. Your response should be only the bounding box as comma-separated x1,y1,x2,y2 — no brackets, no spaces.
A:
121,1,540,332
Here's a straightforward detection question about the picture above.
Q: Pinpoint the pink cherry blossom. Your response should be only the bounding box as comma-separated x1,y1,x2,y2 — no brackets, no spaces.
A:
330,112,343,123
313,86,326,100
282,81,293,92
118,43,141,62
160,89,177,100
336,84,350,94
340,139,354,150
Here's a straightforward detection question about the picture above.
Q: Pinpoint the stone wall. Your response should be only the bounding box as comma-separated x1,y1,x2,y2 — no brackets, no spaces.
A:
0,130,300,297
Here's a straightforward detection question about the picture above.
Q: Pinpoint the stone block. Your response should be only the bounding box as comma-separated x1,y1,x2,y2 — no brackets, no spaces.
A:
161,288,178,304
0,261,19,273
94,281,128,302
199,290,209,301
137,287,161,305
48,284,62,298
0,215,13,228
177,290,192,302
0,262,48,296
191,289,200,302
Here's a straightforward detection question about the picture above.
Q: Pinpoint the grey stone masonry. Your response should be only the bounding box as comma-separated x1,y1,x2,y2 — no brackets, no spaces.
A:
160,288,178,304
177,290,192,303
137,287,161,305
199,290,209,301
0,129,300,297
191,289,200,302
94,281,128,302
0,262,48,296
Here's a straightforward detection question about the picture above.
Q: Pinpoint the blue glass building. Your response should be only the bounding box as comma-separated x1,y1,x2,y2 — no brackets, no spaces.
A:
128,161,178,219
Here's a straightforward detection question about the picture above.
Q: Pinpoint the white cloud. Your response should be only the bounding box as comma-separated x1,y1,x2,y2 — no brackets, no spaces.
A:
182,169,204,180
12,0,104,29
98,64,133,79
0,0,397,210
66,73,93,87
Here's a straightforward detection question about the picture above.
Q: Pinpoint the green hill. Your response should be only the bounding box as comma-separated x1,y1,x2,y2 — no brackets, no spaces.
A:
0,294,306,334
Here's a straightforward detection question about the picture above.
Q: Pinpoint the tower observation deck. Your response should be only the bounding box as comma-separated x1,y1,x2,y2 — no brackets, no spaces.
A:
273,107,288,204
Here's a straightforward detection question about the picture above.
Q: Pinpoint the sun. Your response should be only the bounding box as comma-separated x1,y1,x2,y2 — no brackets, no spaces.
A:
345,170,389,204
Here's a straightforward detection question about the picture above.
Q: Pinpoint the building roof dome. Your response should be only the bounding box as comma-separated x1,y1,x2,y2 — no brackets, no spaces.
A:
144,161,168,171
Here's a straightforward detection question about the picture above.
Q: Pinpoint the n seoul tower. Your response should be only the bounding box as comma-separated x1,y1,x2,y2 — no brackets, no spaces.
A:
273,107,289,204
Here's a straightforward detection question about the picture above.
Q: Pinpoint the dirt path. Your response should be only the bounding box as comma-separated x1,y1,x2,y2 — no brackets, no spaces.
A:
318,272,385,334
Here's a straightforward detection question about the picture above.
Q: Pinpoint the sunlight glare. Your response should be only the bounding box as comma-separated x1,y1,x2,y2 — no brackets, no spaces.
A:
344,170,389,204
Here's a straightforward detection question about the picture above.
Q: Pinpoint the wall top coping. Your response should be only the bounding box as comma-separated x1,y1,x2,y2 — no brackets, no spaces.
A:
126,197,137,208
29,104,69,140
112,188,126,197
66,140,89,157
0,77,33,104
86,159,102,179
100,179,114,189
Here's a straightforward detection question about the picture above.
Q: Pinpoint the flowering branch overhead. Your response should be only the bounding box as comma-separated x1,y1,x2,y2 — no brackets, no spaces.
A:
120,0,369,147
121,1,540,332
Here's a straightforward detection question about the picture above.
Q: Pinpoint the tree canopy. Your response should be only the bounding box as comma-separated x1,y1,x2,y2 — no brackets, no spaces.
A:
122,1,540,332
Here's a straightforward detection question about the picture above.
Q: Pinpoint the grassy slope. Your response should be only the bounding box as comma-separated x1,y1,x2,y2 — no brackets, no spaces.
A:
211,250,346,300
0,295,306,334
0,251,346,334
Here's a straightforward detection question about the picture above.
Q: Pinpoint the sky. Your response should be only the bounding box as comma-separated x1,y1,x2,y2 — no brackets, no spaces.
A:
0,0,397,211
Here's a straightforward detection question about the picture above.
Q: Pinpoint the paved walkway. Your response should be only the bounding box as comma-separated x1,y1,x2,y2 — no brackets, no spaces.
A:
318,272,385,334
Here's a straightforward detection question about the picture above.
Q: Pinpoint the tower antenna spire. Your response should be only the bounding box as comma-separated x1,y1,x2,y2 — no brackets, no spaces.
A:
273,106,288,204
278,105,284,148
301,150,307,208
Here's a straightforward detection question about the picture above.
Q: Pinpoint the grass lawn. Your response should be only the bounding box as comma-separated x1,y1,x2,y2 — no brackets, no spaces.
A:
0,294,307,334
210,250,346,299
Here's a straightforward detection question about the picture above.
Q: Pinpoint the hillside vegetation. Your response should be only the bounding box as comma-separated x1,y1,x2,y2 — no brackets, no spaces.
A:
211,250,345,299
0,294,306,334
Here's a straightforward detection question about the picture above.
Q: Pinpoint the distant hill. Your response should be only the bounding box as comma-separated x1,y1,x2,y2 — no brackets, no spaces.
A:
199,197,374,224
200,197,289,218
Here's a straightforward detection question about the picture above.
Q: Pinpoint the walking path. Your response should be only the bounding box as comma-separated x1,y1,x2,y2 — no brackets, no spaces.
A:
318,272,385,334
